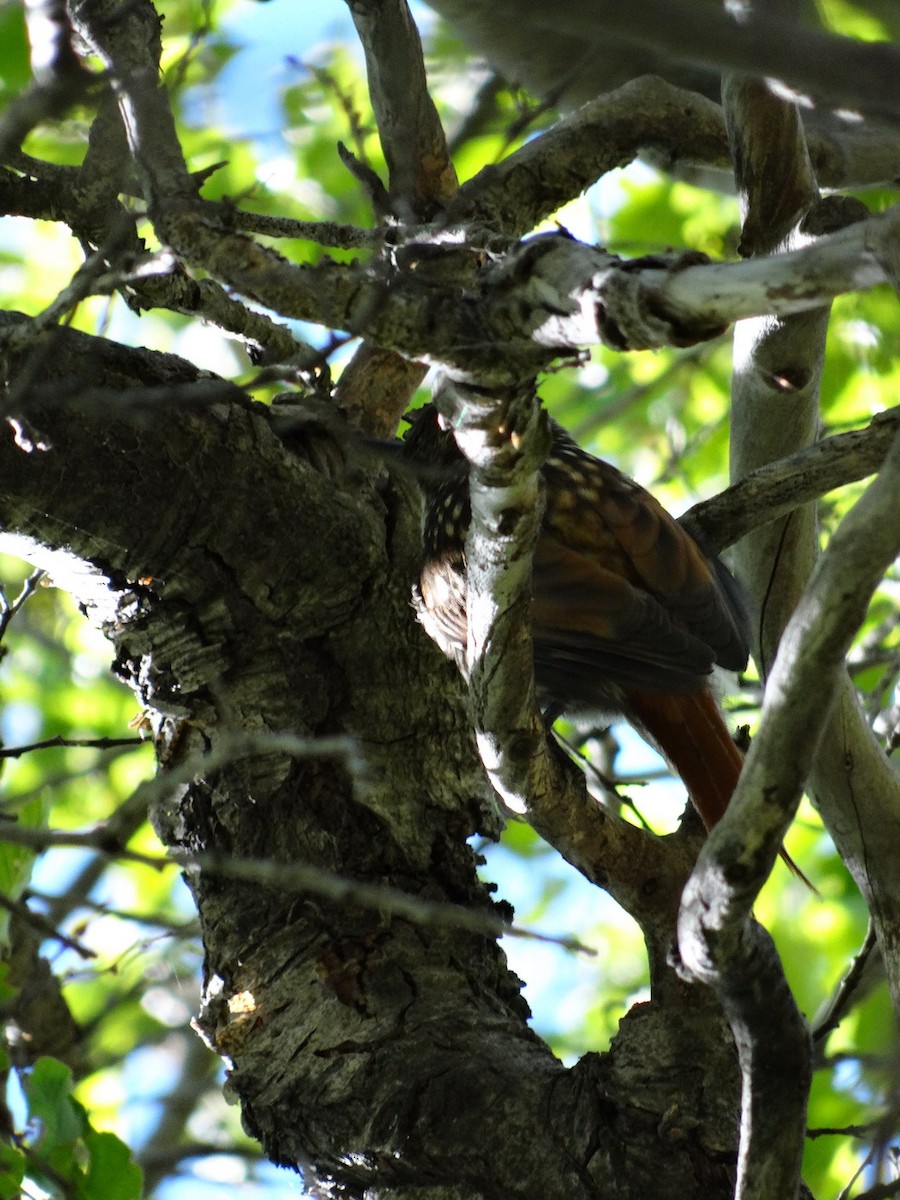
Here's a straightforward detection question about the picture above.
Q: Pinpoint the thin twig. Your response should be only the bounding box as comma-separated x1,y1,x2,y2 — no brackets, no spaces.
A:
0,892,96,959
813,922,880,1044
0,569,46,640
0,823,594,954
0,735,145,760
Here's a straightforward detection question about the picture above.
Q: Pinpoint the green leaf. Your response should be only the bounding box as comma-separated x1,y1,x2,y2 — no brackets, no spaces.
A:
0,4,30,97
0,792,47,947
0,1141,25,1200
20,1060,143,1198
24,1057,85,1154
80,1130,144,1200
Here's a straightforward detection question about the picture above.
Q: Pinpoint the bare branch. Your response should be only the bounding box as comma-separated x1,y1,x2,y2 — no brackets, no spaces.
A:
0,819,592,952
431,375,549,814
63,0,309,364
445,0,900,123
431,375,702,975
0,735,144,761
53,6,900,378
0,0,94,160
348,0,458,217
688,56,825,1200
812,922,881,1047
105,208,893,379
0,893,96,958
0,168,308,363
447,72,900,230
686,407,900,554
0,567,46,640
447,75,900,225
721,48,900,1031
340,0,459,435
680,428,900,1198
0,713,591,950
68,0,197,215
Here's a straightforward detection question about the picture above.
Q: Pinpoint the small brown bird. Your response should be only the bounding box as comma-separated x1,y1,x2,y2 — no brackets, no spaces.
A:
403,403,754,838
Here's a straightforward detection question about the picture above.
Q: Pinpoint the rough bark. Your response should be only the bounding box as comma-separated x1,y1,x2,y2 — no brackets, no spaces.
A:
0,364,746,1198
2,1,897,1194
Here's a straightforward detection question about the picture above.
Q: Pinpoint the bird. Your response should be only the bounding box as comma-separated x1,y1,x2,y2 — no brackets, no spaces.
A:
402,402,799,868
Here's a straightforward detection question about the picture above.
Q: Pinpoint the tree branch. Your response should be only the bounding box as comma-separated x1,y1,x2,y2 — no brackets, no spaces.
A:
348,0,458,217
51,5,900,380
44,5,900,383
432,375,704,979
685,406,900,553
0,816,591,950
337,0,459,436
90,207,891,380
723,65,900,1028
0,0,94,161
679,425,900,1196
447,75,900,235
511,0,900,122
699,56,824,1200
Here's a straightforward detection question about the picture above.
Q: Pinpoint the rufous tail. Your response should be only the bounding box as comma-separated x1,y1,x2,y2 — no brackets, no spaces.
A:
624,686,812,887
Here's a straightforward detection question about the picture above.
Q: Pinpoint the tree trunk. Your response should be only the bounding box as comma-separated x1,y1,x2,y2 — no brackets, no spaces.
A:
0,328,744,1197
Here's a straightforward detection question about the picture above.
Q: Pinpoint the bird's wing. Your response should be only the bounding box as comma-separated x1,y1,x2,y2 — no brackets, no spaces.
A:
531,537,716,702
543,442,749,672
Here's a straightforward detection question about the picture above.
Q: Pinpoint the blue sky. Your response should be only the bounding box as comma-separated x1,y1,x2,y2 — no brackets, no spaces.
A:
219,0,357,139
216,0,432,148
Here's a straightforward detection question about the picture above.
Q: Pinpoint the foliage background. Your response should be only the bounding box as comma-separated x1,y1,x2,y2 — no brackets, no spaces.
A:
0,0,897,1196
